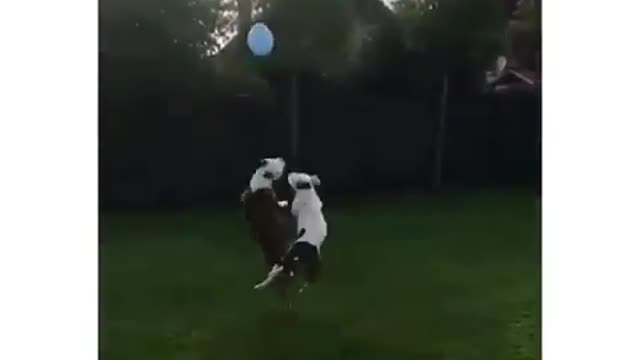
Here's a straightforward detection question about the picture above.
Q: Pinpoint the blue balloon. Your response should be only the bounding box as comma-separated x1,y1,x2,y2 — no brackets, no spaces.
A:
247,22,274,56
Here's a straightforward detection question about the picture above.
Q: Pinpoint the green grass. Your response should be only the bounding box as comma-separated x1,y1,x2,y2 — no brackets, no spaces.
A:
100,191,540,360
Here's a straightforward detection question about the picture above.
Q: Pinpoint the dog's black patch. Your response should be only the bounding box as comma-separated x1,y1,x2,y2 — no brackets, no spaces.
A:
296,181,312,190
297,228,306,239
263,171,275,179
279,241,321,284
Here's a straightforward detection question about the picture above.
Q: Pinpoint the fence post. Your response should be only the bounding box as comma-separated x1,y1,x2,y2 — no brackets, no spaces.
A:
289,73,299,164
433,74,448,191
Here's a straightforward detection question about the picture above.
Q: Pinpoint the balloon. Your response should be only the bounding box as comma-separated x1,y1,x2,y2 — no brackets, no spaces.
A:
247,22,274,56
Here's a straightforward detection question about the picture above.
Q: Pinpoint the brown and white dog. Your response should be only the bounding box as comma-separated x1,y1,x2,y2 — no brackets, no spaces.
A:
240,157,296,300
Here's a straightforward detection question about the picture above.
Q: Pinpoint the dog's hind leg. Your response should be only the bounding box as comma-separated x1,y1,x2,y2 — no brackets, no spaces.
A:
253,264,283,289
298,282,308,294
273,275,294,308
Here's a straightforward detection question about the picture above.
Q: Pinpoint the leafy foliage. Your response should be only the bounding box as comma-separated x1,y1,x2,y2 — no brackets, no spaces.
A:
100,0,233,57
254,0,354,75
394,0,506,71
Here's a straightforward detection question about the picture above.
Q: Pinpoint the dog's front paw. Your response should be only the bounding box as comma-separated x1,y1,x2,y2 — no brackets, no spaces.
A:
278,200,288,207
240,189,250,203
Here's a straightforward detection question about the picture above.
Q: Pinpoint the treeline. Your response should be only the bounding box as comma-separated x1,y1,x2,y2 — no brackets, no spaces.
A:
99,0,540,209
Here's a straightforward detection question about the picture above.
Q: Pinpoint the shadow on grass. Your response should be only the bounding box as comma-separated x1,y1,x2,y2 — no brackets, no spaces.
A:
339,339,443,360
199,308,438,360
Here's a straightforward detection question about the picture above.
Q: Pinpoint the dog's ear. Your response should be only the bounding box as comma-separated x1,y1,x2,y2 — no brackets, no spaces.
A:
310,175,321,187
258,158,267,167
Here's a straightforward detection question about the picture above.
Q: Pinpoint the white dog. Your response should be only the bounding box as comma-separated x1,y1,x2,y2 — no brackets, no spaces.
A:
254,172,327,291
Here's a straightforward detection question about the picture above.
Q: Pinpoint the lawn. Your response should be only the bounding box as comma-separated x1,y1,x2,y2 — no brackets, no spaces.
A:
99,191,541,360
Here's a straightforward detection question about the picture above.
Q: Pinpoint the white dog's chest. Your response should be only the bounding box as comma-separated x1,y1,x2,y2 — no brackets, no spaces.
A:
295,211,327,248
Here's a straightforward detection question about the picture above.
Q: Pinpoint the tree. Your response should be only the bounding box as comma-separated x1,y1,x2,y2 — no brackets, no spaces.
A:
393,0,506,190
394,0,505,70
100,0,236,58
274,0,351,161
99,0,232,203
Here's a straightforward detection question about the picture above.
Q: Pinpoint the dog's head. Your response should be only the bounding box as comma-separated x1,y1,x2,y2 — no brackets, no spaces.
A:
258,157,286,180
288,172,324,218
249,157,286,191
288,172,321,192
